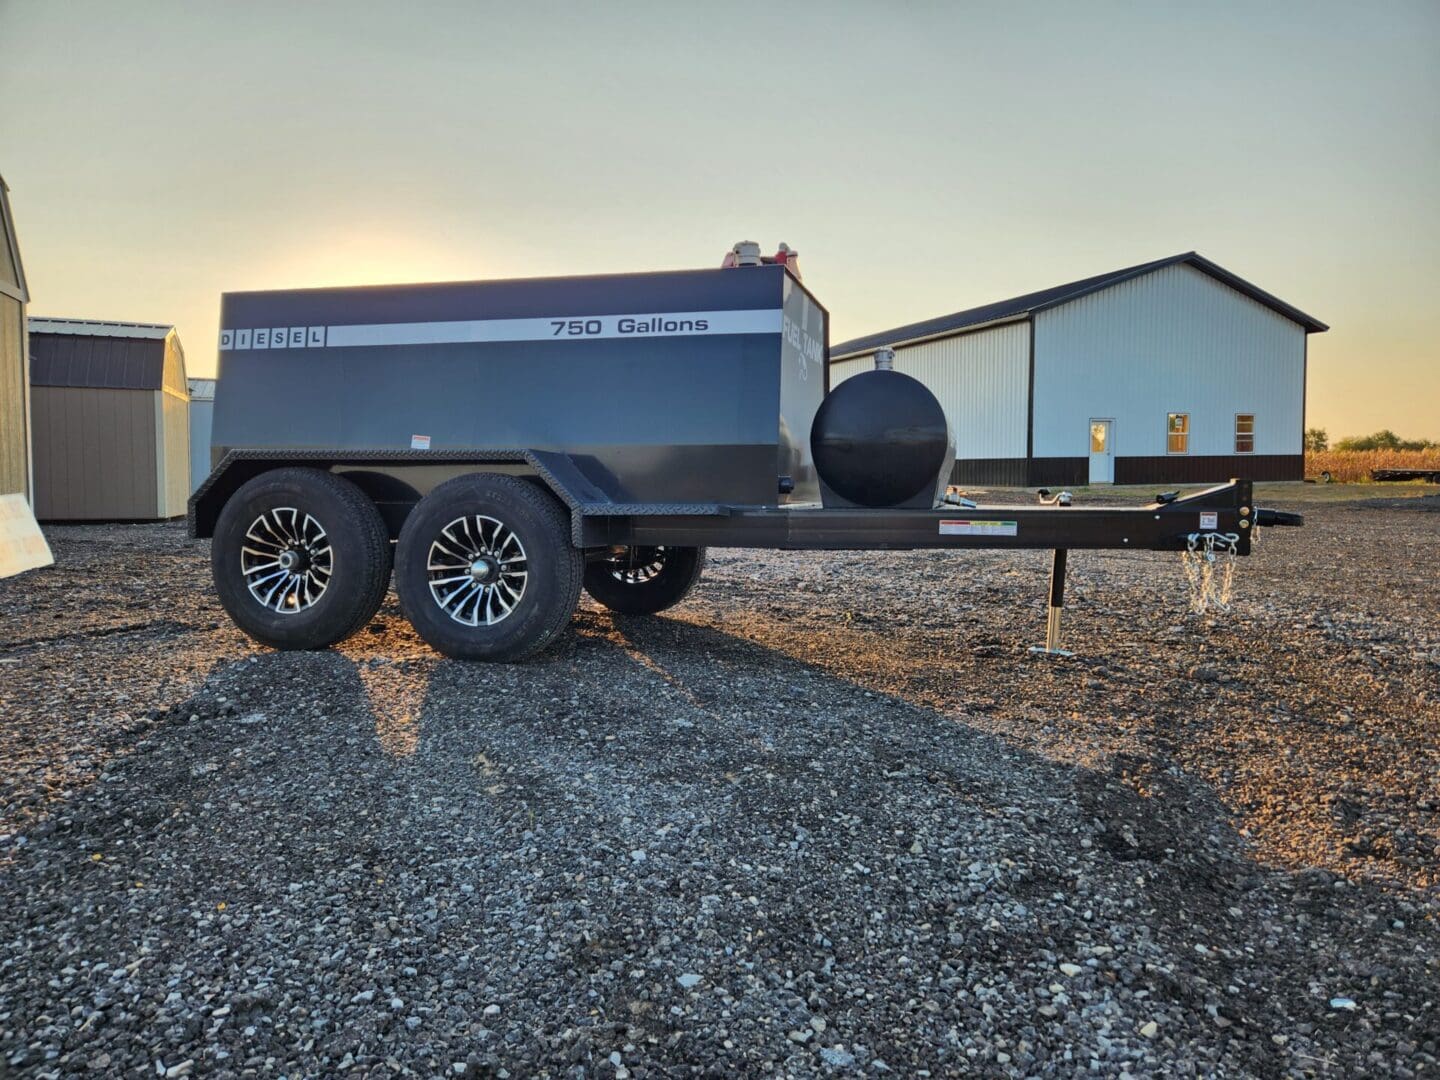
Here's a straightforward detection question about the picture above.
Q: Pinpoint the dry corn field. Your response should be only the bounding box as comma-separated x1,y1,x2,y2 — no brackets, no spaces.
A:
1306,448,1440,482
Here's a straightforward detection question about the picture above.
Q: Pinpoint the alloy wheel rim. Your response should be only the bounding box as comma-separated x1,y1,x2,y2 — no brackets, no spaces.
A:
606,546,668,584
241,507,333,614
427,515,529,626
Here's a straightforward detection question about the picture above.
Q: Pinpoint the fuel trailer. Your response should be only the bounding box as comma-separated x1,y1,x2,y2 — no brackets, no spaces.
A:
191,245,1301,661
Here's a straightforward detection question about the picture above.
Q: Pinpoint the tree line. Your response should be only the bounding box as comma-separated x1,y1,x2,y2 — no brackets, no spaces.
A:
1305,429,1438,452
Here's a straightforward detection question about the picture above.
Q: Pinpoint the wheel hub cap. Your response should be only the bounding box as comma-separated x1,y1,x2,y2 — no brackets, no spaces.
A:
427,515,528,626
278,549,311,572
241,507,332,614
607,546,667,584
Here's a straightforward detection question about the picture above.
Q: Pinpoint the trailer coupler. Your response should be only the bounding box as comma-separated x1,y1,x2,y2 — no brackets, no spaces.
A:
1024,489,1302,656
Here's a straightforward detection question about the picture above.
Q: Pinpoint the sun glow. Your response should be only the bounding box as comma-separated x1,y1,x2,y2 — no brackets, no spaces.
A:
249,224,503,293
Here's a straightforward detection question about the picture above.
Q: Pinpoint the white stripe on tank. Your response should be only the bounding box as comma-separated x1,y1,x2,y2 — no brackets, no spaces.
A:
219,308,782,351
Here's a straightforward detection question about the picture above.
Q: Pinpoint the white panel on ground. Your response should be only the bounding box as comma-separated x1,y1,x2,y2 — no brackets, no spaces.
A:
0,493,53,578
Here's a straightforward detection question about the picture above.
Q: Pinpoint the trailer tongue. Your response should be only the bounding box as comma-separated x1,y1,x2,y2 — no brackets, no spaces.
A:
572,475,1297,655
593,478,1268,553
192,247,1302,662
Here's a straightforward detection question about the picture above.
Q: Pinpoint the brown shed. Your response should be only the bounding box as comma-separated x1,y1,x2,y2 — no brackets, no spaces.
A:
0,174,30,501
28,319,191,520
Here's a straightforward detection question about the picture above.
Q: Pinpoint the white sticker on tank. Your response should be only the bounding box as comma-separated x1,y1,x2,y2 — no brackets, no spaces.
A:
410,434,431,450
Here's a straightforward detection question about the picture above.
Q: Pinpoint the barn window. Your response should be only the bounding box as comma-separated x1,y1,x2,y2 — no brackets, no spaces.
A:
1166,413,1189,454
1235,414,1255,454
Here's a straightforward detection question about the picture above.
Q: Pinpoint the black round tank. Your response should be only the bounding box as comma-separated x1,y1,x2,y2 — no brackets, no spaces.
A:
810,369,951,508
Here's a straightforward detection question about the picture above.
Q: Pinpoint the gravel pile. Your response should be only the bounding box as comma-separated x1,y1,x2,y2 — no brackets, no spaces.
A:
1,494,1436,1077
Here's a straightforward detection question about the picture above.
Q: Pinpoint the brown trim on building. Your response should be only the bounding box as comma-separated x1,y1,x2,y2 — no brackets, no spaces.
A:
957,455,1303,489
951,458,1029,486
1114,454,1302,485
1027,458,1088,487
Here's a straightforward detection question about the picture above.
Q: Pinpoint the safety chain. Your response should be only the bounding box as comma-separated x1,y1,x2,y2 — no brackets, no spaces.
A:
1181,532,1240,615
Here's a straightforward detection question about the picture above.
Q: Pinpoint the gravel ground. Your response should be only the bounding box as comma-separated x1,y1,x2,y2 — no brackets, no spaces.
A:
0,490,1436,1078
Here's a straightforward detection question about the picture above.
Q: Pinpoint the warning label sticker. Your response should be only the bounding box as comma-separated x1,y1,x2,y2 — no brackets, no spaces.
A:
410,434,432,450
940,519,1018,537
1199,511,1218,530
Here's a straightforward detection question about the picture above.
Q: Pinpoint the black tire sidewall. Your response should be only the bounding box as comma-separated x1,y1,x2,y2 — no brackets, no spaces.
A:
584,547,705,615
394,475,578,661
212,469,392,650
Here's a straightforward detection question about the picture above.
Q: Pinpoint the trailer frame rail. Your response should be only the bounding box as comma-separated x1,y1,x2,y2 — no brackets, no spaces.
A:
589,479,1264,554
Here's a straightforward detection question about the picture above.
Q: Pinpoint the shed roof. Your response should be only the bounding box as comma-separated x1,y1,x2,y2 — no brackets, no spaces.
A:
29,318,177,390
830,252,1328,359
28,318,173,340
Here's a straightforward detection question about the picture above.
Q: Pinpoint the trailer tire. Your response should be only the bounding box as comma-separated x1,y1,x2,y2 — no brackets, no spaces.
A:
583,546,706,615
211,468,393,651
394,474,582,662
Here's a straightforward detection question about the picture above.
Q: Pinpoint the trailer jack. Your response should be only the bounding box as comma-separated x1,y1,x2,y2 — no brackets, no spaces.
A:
1029,548,1073,657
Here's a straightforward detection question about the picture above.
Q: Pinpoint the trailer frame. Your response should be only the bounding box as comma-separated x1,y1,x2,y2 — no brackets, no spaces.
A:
192,450,1301,659
191,448,1266,554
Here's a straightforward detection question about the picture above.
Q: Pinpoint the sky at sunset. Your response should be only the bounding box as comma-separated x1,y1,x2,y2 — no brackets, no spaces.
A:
2,0,1436,440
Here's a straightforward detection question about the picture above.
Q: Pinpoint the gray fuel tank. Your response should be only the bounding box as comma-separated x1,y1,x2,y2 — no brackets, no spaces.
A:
212,265,827,507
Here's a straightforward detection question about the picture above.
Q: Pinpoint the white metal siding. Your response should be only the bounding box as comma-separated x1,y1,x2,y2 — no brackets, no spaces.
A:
830,322,1029,460
830,356,869,382
189,399,214,493
1032,264,1305,458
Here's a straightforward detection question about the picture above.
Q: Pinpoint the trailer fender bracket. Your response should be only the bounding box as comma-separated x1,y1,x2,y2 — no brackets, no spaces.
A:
188,447,726,543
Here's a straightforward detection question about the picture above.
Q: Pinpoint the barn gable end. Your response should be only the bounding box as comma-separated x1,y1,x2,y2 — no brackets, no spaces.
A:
1032,262,1306,481
827,252,1322,487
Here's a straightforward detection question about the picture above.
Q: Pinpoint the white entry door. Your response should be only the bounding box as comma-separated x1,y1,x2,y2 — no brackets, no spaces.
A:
1088,419,1114,484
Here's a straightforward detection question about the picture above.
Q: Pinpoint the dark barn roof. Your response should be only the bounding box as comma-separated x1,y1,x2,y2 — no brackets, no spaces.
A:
831,252,1329,359
29,319,174,390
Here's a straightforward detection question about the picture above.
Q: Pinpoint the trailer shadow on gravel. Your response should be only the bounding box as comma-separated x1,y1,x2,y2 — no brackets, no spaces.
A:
3,600,1434,1076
